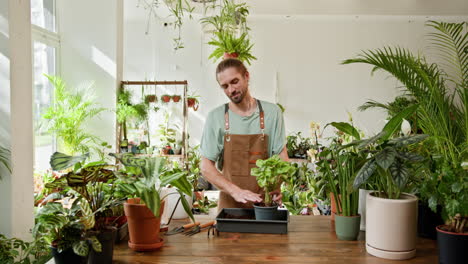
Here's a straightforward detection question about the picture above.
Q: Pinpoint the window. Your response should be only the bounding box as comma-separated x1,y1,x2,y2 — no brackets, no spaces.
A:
31,0,56,33
31,0,59,171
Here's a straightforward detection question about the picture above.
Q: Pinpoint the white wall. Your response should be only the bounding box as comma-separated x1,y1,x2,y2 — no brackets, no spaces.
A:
124,0,467,145
0,0,11,236
58,0,118,150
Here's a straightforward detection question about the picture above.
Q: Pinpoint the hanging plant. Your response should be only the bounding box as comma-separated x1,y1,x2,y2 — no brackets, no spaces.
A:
172,95,181,102
145,94,157,103
161,94,172,103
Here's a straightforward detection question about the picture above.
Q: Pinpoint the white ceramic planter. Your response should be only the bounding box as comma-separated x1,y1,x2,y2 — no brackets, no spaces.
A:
161,187,191,223
358,189,371,231
366,192,418,260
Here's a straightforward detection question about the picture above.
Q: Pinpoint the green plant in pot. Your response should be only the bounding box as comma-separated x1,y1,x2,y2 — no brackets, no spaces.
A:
208,31,257,65
33,199,101,264
110,153,194,251
45,152,124,264
316,122,365,240
343,20,467,263
251,155,296,220
42,75,106,156
339,108,428,259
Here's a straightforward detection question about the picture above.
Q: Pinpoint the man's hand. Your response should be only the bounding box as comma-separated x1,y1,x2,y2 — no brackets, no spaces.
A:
231,189,263,204
270,190,283,205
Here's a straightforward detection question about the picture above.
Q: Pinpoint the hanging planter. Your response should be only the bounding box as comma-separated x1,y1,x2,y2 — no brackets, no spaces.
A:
145,95,157,103
187,97,199,111
223,52,239,59
172,95,181,102
161,95,171,103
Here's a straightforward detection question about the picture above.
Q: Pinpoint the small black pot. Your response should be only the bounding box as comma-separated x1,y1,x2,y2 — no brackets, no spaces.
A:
436,225,468,264
417,201,444,239
88,227,117,264
253,204,279,220
51,246,87,264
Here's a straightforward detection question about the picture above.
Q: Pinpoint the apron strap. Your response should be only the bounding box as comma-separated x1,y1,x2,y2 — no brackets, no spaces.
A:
224,100,265,138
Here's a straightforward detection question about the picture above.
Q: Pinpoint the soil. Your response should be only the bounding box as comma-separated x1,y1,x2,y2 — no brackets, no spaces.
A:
222,213,255,220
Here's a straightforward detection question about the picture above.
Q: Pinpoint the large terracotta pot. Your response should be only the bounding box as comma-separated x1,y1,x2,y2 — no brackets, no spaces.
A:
124,198,165,251
366,192,418,260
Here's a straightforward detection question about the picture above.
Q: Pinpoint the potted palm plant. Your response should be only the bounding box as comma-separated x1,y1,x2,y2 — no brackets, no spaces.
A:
317,122,364,240
110,153,194,251
343,20,467,263
251,155,296,220
208,31,257,65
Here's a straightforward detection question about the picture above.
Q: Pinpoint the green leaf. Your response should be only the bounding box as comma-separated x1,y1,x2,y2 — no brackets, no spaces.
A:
357,131,387,149
375,147,397,170
388,134,429,147
89,236,102,253
353,159,377,189
397,152,425,162
50,152,89,171
451,183,463,193
178,190,195,223
389,161,409,189
72,240,89,256
328,122,361,140
428,196,438,212
381,104,419,140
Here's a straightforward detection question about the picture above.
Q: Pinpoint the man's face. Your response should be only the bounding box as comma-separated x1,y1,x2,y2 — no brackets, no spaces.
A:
217,67,249,104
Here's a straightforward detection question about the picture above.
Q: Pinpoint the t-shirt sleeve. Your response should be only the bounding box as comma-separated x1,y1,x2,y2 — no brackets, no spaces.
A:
200,110,223,161
271,106,286,155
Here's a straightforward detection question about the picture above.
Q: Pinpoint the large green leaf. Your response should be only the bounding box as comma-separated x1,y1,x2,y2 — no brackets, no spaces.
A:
397,151,425,162
50,152,89,171
353,159,377,189
72,240,89,256
389,160,409,189
328,122,361,140
139,188,161,218
357,131,387,149
177,189,195,223
381,104,419,140
88,236,102,253
388,134,429,148
375,147,397,170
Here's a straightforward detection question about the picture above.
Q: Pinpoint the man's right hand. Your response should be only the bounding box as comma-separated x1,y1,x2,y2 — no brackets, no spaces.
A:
231,188,263,204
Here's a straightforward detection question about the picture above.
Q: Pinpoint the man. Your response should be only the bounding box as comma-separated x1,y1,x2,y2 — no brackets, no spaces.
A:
200,58,288,210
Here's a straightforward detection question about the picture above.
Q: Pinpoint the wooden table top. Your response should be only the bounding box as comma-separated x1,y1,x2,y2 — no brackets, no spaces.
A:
113,215,438,264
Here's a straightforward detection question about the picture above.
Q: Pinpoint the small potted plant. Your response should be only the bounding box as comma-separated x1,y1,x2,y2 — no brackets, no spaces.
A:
111,153,195,251
171,95,181,103
208,31,257,65
317,122,365,240
144,94,157,103
251,155,296,220
161,94,171,103
187,95,200,111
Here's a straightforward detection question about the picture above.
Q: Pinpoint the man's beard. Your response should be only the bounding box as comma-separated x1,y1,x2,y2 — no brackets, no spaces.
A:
229,91,244,104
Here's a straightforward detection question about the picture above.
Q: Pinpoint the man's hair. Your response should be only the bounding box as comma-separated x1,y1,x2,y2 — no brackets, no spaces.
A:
215,58,248,79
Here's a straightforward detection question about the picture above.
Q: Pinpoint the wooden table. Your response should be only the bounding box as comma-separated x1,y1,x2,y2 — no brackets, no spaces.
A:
113,215,438,264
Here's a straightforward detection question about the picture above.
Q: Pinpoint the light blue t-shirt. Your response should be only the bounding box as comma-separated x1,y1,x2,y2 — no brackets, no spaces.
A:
200,100,286,162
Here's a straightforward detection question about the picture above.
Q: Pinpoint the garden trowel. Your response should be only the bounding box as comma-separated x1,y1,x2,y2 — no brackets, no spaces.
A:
165,222,200,235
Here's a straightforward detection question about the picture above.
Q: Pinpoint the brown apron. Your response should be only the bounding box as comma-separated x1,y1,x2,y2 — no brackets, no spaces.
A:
218,100,270,210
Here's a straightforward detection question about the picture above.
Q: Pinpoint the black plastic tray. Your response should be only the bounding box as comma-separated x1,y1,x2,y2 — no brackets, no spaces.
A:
215,208,289,234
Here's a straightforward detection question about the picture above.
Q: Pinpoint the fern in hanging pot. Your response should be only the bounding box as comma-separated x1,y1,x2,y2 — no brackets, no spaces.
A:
208,31,257,65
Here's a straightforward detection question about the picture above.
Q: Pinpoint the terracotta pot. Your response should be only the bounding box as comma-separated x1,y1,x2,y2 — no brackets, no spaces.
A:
124,198,165,251
161,95,171,103
187,98,197,107
223,52,239,59
145,95,157,103
172,95,181,102
366,192,418,260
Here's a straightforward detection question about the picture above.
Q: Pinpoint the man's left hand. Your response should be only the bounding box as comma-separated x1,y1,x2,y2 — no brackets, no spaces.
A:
269,190,282,204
